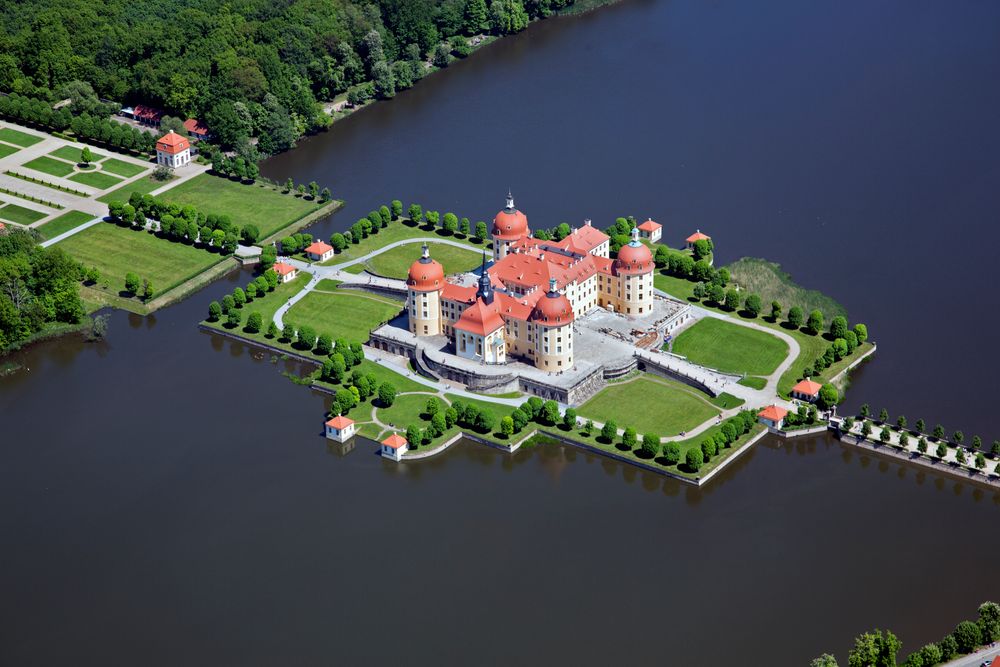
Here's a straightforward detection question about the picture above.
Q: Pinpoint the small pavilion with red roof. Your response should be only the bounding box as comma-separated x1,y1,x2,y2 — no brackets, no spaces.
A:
155,131,191,169
273,262,298,283
381,433,409,461
325,415,356,443
791,378,822,403
686,229,711,249
637,218,662,242
304,241,334,262
758,405,789,430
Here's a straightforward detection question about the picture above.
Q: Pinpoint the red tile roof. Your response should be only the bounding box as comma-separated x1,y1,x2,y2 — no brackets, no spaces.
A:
155,131,190,155
441,282,477,304
791,379,822,397
758,405,789,422
492,208,529,241
686,230,710,243
182,118,210,136
559,224,608,253
273,262,296,276
382,433,408,449
637,219,661,232
990,657,1000,667
455,298,505,336
407,256,444,292
304,241,333,256
326,416,354,429
495,290,540,321
613,241,654,276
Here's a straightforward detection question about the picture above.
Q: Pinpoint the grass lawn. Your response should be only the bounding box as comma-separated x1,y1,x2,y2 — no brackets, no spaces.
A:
97,174,172,203
342,263,367,274
23,155,75,178
160,174,320,238
99,158,148,178
60,223,223,294
0,203,48,224
68,170,123,190
314,279,342,291
49,145,105,162
0,127,43,147
365,241,482,279
671,317,789,376
0,143,19,159
579,375,720,436
285,289,402,342
375,392,438,430
36,210,94,239
738,376,767,390
321,219,489,265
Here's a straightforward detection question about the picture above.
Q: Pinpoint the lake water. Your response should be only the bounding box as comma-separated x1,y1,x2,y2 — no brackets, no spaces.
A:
3,0,1000,664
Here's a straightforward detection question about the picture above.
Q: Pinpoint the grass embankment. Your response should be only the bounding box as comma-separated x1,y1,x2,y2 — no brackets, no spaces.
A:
284,290,403,342
578,375,721,436
671,317,788,376
654,270,869,396
23,155,75,178
364,241,482,278
36,210,93,239
0,203,47,225
61,222,226,311
320,218,490,265
159,173,324,238
727,257,846,322
0,127,42,147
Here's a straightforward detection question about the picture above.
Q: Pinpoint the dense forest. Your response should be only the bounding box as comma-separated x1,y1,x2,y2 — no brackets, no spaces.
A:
0,0,575,154
0,228,85,352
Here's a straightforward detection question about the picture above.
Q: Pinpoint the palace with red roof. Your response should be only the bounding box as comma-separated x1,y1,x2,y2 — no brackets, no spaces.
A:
405,193,656,372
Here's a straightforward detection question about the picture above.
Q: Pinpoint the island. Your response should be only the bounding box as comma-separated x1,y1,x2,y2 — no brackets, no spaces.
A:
197,191,899,486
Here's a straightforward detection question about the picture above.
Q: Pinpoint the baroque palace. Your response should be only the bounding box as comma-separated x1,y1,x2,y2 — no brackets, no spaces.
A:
405,194,655,372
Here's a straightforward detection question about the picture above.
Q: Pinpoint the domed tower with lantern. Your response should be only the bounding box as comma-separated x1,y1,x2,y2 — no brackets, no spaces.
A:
491,191,530,261
406,243,445,336
604,227,655,316
529,278,575,371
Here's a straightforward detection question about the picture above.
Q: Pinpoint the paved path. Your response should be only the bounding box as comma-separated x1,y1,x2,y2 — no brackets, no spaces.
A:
941,644,1000,667
839,417,999,473
38,215,105,247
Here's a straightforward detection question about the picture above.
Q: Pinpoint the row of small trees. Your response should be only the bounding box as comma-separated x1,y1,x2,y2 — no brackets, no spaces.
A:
811,601,1000,667
279,177,331,202
109,191,261,254
320,200,491,255
851,405,1000,458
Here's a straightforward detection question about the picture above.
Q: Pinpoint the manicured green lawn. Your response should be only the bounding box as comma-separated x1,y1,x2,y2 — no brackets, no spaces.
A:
159,174,320,238
671,317,789,376
99,158,148,178
36,210,94,239
365,241,483,278
314,279,342,291
23,155,75,178
97,174,171,203
60,223,222,293
0,143,20,159
0,127,43,147
342,263,367,274
284,289,403,341
49,145,105,162
375,392,438,429
738,376,767,390
0,203,48,224
578,376,720,436
68,170,123,190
